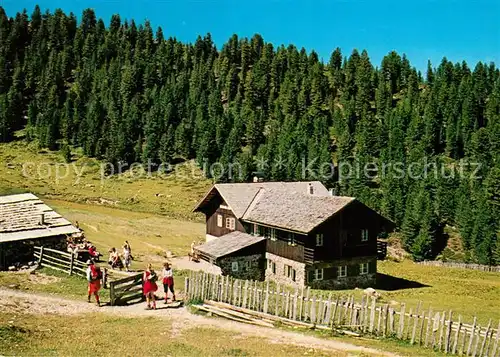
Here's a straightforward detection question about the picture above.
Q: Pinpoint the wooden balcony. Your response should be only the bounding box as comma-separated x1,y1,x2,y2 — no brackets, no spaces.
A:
266,239,305,263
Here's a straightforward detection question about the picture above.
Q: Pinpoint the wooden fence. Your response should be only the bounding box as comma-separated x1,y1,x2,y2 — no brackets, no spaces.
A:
109,273,144,306
34,246,87,278
185,272,500,357
418,261,500,273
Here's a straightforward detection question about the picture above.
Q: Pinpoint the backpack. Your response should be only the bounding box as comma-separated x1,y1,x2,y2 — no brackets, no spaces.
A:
149,271,158,283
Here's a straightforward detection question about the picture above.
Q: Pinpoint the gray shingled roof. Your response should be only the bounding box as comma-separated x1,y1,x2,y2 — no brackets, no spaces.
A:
194,231,265,259
0,193,80,243
242,189,355,233
194,181,330,218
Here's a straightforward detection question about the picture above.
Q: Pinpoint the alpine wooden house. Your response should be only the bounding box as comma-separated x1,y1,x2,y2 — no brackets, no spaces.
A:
0,193,79,269
193,181,394,289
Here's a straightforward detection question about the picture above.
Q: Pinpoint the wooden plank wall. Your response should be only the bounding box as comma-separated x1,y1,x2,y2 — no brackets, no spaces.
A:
184,271,500,357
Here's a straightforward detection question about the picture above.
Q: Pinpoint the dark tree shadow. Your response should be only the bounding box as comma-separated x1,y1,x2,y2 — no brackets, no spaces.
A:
375,273,430,291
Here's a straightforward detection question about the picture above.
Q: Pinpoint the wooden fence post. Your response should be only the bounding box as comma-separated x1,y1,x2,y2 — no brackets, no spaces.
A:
184,277,190,301
310,295,316,326
467,317,477,356
451,315,461,355
38,246,44,266
369,297,376,333
479,320,492,357
398,303,406,339
425,307,433,347
431,311,440,350
445,310,453,354
492,321,500,357
110,282,115,306
102,268,108,289
68,253,74,276
298,286,304,321
263,281,269,314
274,284,280,316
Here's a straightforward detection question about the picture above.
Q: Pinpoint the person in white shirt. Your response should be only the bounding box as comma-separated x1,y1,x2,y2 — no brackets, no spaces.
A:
123,244,131,272
162,262,175,303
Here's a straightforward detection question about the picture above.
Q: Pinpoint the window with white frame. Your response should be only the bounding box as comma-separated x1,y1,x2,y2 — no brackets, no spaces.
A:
361,229,369,242
270,228,277,241
314,268,324,281
217,214,223,227
244,260,251,271
316,233,323,246
338,265,347,278
360,262,369,275
231,261,239,272
288,232,296,246
226,217,235,230
267,259,276,274
285,265,296,281
253,224,259,236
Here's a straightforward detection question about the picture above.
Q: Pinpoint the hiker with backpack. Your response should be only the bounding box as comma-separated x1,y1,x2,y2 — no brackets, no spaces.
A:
86,260,102,306
143,263,158,310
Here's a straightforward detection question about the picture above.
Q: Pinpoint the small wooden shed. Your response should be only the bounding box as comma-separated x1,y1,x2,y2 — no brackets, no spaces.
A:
195,231,266,281
0,193,80,269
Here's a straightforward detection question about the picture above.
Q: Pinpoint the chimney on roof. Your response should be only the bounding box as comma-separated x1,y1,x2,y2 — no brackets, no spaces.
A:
39,213,45,225
308,183,314,195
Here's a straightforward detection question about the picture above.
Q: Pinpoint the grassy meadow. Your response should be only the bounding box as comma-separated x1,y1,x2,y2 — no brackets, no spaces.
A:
0,313,345,357
0,140,211,220
1,141,499,354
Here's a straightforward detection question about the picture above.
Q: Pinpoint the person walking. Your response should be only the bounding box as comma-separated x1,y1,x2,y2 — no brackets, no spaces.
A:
86,260,102,306
162,262,176,303
123,244,131,272
143,264,158,310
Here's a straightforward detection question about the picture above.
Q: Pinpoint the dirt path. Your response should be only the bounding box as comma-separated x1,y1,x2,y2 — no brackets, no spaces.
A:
0,288,399,357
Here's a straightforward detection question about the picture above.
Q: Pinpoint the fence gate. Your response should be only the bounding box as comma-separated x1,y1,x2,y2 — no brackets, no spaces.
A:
109,273,144,306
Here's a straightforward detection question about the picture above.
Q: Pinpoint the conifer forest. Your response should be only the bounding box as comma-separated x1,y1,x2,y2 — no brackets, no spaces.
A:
0,7,499,264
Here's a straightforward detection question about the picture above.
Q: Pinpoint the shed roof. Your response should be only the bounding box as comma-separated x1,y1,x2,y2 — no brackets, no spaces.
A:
0,193,80,243
194,231,265,259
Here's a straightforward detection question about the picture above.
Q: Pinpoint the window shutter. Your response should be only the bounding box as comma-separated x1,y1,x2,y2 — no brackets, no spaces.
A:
307,269,314,283
369,260,377,274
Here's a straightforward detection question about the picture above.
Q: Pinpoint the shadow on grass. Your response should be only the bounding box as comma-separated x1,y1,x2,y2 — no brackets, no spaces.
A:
376,273,430,291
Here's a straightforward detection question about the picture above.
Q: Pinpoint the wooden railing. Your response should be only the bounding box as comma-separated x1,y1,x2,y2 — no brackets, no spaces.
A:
377,240,388,260
185,271,500,357
266,239,305,262
34,246,87,278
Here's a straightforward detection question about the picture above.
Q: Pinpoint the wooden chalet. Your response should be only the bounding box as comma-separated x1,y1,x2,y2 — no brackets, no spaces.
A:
0,193,80,269
193,181,394,289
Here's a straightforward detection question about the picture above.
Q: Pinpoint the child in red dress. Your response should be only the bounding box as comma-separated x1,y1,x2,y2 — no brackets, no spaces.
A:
143,263,158,310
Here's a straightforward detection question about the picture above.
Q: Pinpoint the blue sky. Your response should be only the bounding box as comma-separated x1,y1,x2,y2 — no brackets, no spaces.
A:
2,0,499,71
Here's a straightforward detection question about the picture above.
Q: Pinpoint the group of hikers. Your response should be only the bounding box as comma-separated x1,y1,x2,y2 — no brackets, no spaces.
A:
107,241,133,272
85,259,176,309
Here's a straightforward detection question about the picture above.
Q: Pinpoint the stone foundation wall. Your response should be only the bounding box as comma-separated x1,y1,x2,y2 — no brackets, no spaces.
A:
218,254,265,281
306,256,377,290
265,252,306,287
309,273,376,290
